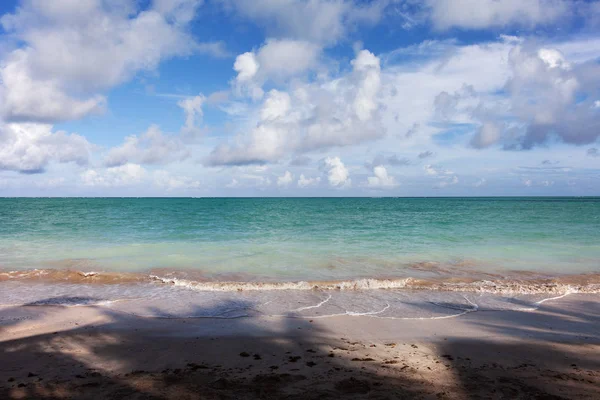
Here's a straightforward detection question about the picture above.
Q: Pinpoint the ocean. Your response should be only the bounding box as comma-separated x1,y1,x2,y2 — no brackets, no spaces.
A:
1,197,599,319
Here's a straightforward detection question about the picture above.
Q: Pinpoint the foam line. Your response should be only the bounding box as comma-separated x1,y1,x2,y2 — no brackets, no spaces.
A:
295,294,332,312
514,291,574,311
535,291,573,305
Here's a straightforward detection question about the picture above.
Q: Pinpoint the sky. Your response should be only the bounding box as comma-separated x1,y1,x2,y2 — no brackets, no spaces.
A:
0,0,599,197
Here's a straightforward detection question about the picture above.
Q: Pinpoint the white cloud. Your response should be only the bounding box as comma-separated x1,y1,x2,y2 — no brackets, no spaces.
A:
322,156,351,187
104,125,190,167
434,175,459,188
221,0,385,45
178,94,205,136
260,90,292,121
152,0,202,25
424,164,453,176
233,39,321,99
0,0,209,123
153,170,200,191
297,174,321,188
0,50,106,122
474,178,487,187
257,39,322,80
81,163,146,187
427,0,568,30
424,163,458,188
209,50,384,165
234,52,260,81
351,49,382,121
226,173,272,189
233,51,264,100
424,165,436,176
470,121,502,149
367,165,398,188
423,39,600,149
103,91,207,168
277,170,294,187
503,45,600,148
0,122,92,173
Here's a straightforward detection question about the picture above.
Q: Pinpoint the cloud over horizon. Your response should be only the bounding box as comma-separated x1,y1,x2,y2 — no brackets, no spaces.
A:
0,0,599,196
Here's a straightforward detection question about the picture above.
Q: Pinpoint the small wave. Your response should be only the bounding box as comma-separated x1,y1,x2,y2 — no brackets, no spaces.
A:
148,275,600,295
149,275,414,291
1,268,599,295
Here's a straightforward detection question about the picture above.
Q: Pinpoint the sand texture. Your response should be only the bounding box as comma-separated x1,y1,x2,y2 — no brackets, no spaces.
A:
1,293,599,399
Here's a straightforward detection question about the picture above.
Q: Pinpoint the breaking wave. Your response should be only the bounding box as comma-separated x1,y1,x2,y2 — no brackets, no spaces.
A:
1,268,599,295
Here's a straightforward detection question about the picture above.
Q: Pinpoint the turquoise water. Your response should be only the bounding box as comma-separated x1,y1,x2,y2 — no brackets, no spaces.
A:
1,197,599,318
0,197,599,280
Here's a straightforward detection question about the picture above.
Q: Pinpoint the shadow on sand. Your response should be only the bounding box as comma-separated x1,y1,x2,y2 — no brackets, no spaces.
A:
0,295,599,399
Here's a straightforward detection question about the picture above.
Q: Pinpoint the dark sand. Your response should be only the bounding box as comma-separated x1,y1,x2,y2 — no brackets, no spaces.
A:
1,293,599,399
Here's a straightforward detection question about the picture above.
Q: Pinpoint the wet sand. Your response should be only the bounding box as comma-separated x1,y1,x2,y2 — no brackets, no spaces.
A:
1,294,599,399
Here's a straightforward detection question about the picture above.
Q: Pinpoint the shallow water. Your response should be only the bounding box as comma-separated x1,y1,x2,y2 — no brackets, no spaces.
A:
0,197,598,317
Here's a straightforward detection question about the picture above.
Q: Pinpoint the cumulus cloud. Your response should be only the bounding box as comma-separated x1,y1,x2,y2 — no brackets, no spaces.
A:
434,175,459,188
0,0,209,123
297,174,321,188
104,125,190,167
178,94,205,136
418,151,434,159
367,165,398,189
233,51,264,100
427,0,569,30
81,163,146,187
588,148,599,157
424,164,453,176
256,39,321,79
430,41,600,150
221,0,385,45
260,90,292,121
0,122,92,173
424,163,458,188
232,39,322,99
208,50,384,166
321,156,351,187
0,51,106,122
501,45,599,148
153,170,200,190
226,173,272,189
433,84,478,123
277,170,294,187
103,93,207,167
470,121,502,149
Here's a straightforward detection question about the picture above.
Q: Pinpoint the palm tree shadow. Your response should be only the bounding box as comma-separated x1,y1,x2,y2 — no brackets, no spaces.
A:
2,294,599,399
435,296,600,399
0,296,431,399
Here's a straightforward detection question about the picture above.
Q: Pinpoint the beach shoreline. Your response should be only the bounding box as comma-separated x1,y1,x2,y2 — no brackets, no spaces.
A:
1,293,598,399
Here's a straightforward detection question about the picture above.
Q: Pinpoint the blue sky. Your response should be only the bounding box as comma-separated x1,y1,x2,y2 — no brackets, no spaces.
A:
0,0,599,196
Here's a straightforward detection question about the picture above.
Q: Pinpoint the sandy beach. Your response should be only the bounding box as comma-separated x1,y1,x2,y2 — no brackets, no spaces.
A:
1,293,598,399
